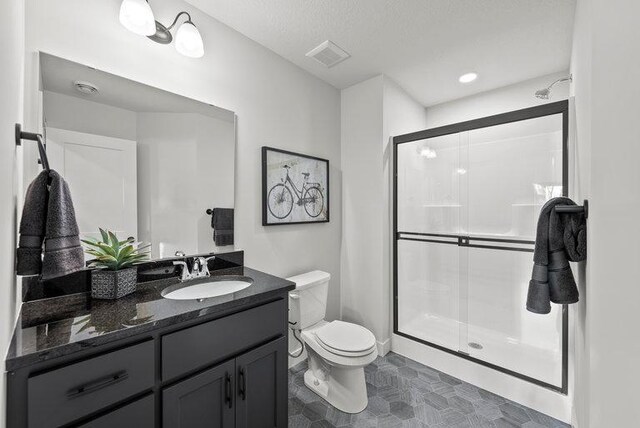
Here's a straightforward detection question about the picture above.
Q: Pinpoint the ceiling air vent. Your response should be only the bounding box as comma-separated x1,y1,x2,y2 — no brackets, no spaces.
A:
73,80,99,95
306,40,350,68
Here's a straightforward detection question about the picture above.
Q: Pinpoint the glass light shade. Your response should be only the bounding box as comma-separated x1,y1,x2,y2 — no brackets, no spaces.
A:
119,0,156,36
175,22,204,58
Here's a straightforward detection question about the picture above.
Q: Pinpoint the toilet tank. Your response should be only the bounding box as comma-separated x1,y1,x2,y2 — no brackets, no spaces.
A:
287,270,331,330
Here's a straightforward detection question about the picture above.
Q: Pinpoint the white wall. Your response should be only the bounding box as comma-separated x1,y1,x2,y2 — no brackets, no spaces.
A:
569,0,640,426
23,0,342,320
382,78,429,348
568,1,592,426
425,71,570,128
137,112,235,258
341,76,385,350
43,91,137,140
0,0,24,425
341,75,427,355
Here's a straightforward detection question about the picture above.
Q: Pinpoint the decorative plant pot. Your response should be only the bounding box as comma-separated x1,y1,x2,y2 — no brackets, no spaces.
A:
91,267,138,300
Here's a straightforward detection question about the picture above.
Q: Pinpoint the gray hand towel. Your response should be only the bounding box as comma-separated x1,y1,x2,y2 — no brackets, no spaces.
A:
41,170,85,279
526,197,587,314
16,171,49,275
212,208,234,246
17,170,85,279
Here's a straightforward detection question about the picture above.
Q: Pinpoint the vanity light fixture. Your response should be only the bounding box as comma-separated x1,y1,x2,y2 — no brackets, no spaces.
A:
119,0,156,36
458,72,478,83
119,1,204,58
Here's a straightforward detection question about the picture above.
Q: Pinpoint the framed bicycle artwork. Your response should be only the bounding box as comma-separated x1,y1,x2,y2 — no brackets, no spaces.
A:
262,146,329,225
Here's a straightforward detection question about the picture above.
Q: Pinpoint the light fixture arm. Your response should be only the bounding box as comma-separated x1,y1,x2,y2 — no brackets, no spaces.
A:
165,11,193,31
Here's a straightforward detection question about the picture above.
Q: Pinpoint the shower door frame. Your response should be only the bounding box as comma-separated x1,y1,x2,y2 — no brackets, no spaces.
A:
392,100,569,394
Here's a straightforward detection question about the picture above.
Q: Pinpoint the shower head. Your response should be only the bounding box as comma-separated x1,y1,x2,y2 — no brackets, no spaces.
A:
535,75,572,99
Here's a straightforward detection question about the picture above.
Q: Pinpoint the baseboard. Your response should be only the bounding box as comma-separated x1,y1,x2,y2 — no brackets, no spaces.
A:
377,338,391,357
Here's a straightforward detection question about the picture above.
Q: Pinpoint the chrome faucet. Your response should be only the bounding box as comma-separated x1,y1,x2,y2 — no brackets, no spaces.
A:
173,256,216,281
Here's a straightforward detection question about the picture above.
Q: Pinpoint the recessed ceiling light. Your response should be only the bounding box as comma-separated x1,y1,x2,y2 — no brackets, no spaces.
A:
459,72,478,83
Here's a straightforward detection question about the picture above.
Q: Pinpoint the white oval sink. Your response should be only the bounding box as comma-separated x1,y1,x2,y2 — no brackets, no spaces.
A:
162,276,253,300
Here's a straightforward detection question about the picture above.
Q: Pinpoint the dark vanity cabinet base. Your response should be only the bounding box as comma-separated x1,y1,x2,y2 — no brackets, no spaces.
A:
163,337,287,428
163,360,235,427
77,395,155,428
6,295,289,428
236,337,287,428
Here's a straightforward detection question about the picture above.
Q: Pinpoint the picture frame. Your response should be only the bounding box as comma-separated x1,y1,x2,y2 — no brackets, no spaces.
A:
262,146,330,226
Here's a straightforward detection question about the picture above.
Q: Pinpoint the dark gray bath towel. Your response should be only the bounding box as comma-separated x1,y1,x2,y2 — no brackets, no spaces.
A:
212,208,234,246
17,170,85,279
526,197,587,314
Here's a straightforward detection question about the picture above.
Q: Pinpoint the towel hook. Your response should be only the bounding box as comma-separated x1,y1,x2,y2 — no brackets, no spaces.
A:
555,199,589,219
15,123,50,171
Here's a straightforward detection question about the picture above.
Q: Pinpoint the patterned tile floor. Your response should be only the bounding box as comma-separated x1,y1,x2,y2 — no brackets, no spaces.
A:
288,353,570,428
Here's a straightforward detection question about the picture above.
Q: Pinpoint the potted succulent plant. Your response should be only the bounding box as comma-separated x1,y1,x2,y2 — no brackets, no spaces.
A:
82,229,150,300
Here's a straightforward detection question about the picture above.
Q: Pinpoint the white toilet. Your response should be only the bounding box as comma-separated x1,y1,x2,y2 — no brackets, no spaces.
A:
288,270,378,414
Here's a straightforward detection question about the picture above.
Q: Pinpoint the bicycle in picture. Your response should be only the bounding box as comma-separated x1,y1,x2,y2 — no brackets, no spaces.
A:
267,164,325,220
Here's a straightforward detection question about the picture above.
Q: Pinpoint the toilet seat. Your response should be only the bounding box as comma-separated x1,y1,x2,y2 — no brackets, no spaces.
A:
314,321,377,357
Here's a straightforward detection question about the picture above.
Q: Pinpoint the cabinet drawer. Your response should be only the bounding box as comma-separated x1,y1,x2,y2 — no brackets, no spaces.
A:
162,299,286,381
28,341,154,428
77,395,155,428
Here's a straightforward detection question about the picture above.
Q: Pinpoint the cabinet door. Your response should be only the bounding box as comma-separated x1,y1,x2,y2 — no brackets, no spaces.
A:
235,337,287,428
163,360,235,428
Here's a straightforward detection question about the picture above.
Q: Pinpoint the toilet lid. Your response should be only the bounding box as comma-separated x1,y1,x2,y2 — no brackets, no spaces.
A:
315,321,376,354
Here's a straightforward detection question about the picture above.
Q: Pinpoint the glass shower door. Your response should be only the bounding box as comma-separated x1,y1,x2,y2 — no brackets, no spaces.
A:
464,114,564,386
394,103,568,391
396,132,465,353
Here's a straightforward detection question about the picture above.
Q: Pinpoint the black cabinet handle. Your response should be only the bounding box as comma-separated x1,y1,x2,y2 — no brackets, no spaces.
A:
66,371,128,399
238,367,246,400
225,373,232,409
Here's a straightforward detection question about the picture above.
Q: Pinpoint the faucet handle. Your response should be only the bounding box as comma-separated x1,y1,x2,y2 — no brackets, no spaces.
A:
173,261,192,281
198,256,216,277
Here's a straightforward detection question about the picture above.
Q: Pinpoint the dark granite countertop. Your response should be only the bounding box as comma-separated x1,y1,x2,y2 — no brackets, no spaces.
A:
6,266,295,371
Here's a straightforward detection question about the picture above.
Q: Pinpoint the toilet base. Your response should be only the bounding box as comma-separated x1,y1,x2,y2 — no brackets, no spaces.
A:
304,358,369,414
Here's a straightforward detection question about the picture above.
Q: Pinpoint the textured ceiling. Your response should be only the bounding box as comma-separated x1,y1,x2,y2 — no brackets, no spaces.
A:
186,0,576,106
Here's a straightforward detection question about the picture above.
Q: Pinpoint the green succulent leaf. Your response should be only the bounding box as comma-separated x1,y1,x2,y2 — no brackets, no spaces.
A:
82,229,150,271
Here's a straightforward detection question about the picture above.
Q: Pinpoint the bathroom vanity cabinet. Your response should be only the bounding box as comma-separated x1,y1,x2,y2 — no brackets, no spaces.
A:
163,337,286,428
6,290,290,428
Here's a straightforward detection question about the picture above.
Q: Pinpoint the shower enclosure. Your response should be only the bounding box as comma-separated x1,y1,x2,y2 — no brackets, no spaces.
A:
393,101,568,393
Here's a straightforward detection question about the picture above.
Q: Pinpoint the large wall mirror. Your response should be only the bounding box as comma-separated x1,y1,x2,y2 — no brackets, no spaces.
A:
27,53,236,261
